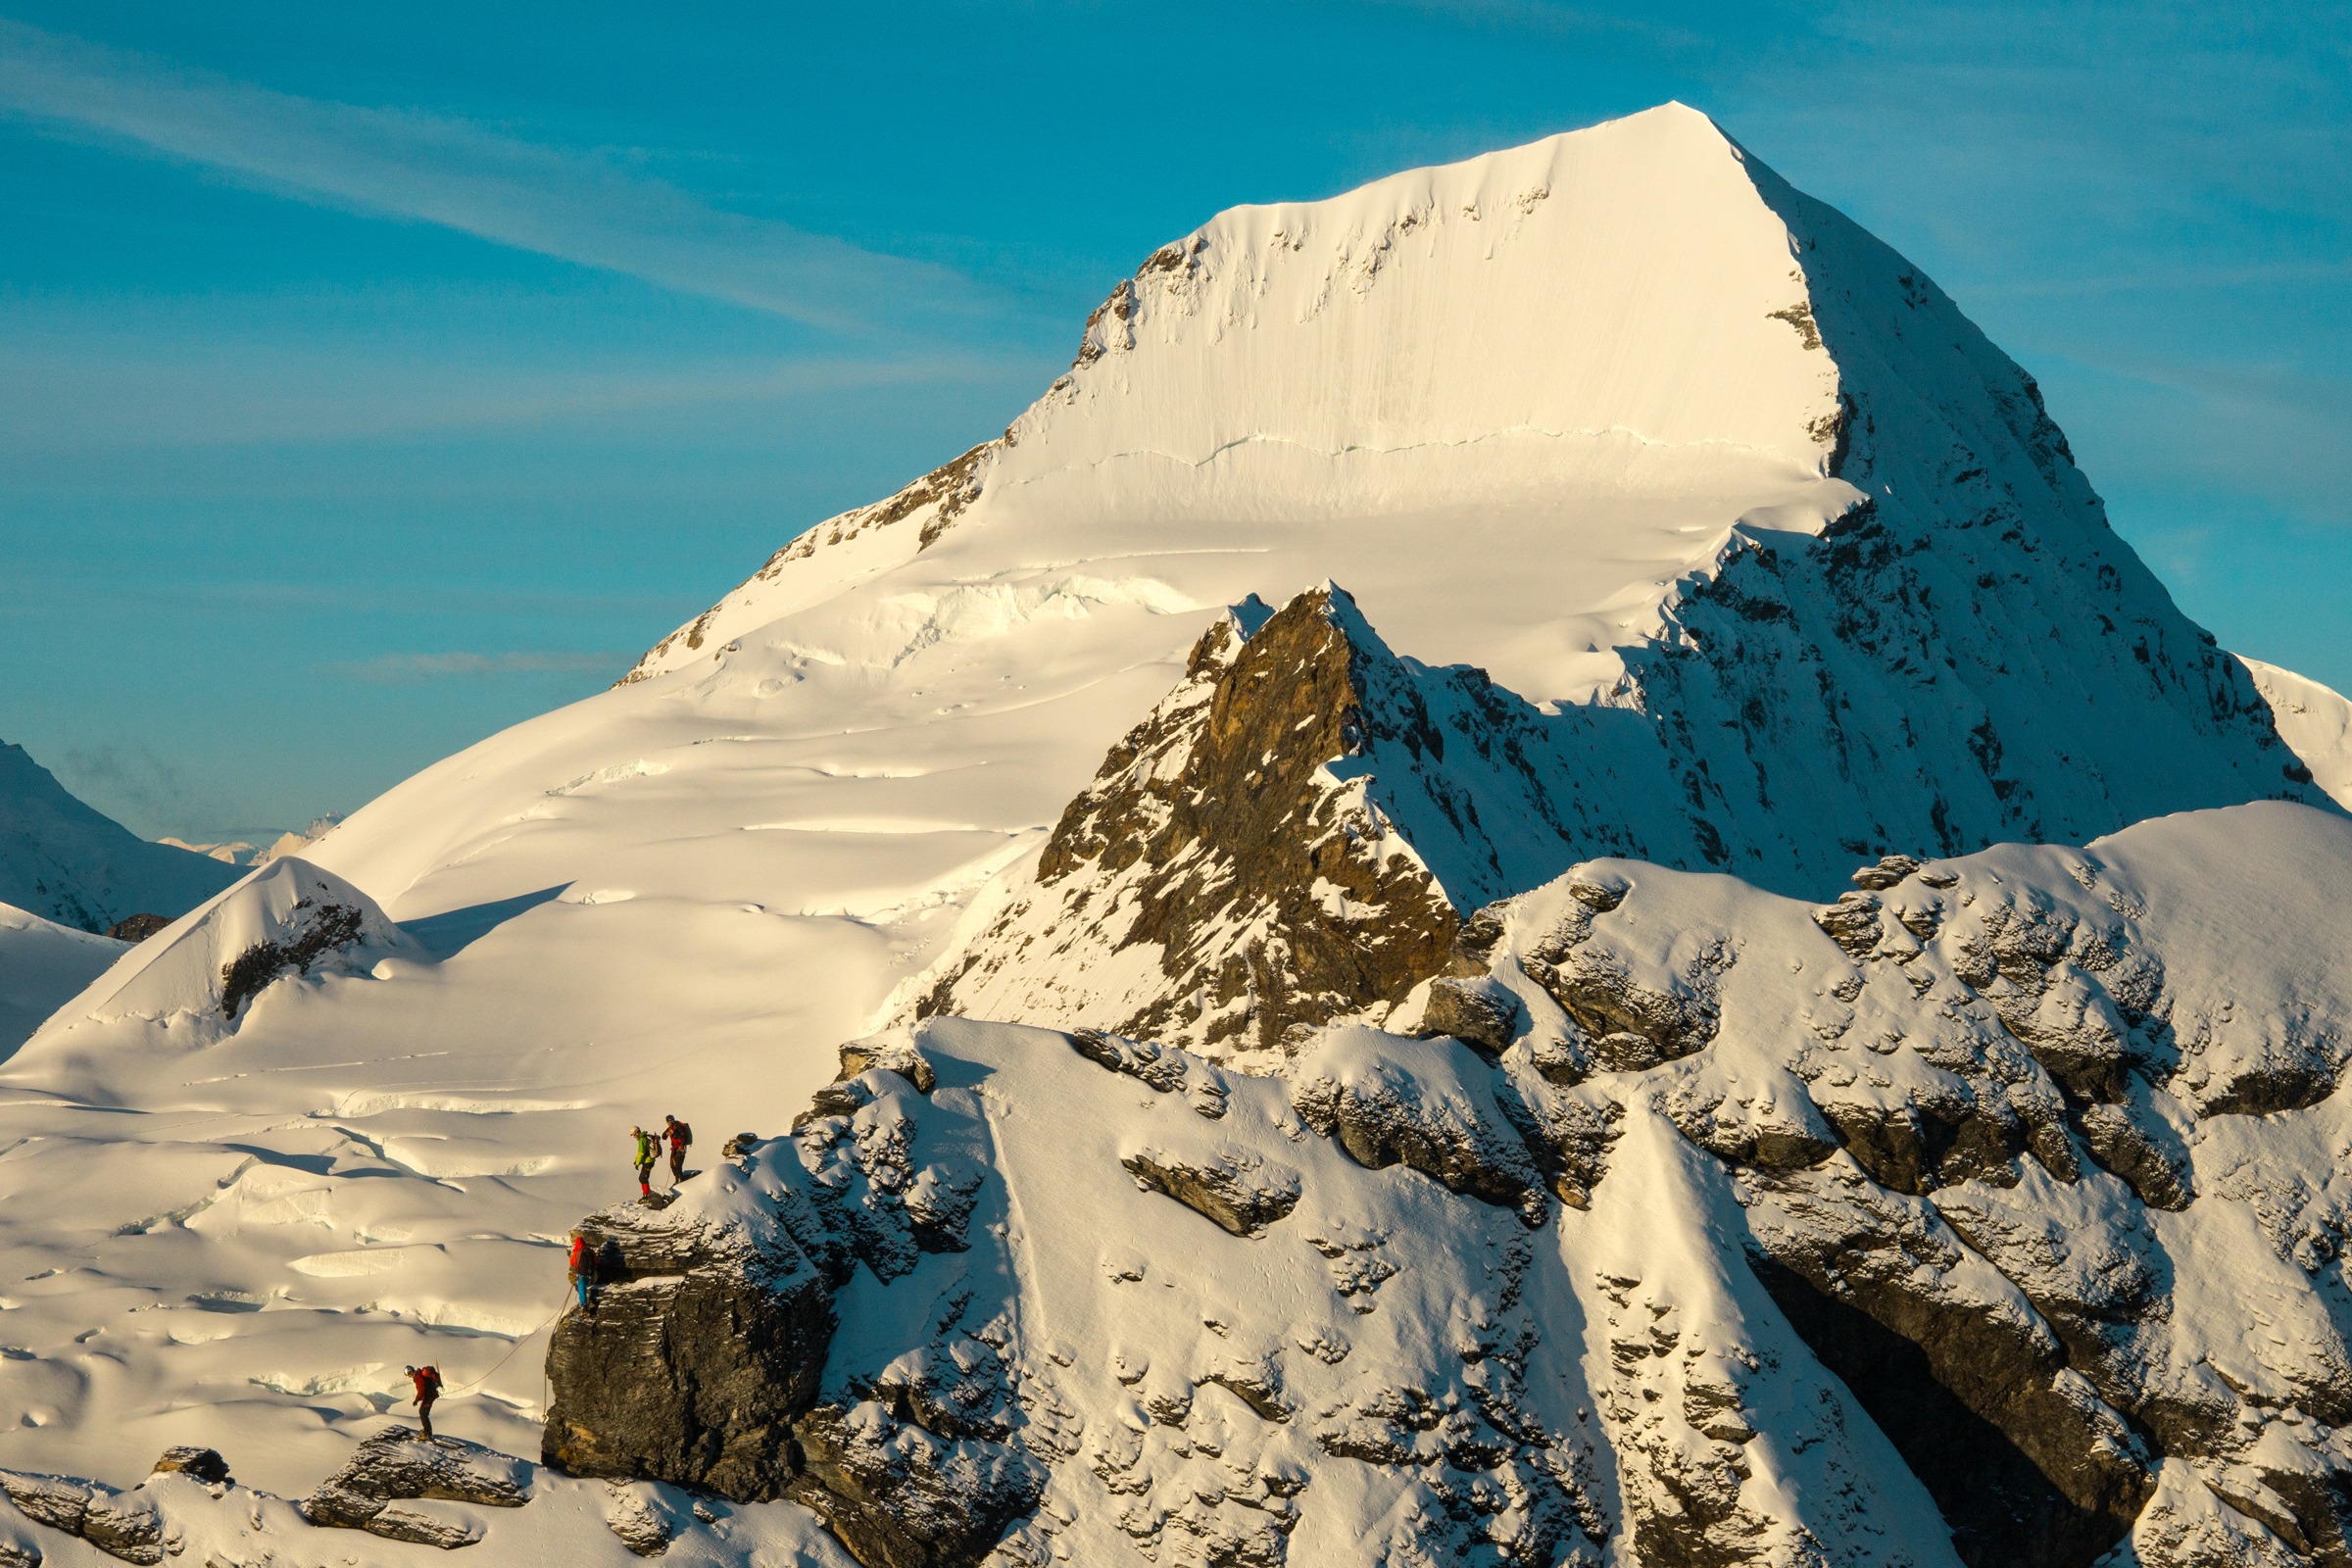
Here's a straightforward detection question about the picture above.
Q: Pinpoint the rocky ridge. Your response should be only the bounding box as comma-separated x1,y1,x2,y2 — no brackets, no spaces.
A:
914,574,2333,1066
541,802,2352,1568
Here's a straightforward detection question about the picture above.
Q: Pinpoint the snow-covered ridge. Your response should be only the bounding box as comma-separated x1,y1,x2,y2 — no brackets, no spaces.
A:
2244,656,2352,808
917,570,2326,1061
20,857,417,1085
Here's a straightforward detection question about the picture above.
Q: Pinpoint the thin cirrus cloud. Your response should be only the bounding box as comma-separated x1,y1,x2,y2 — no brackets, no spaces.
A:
0,19,988,332
340,651,628,683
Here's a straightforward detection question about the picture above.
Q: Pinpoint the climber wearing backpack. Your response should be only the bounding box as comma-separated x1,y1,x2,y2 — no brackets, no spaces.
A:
630,1126,659,1198
566,1230,597,1311
663,1114,693,1188
406,1363,443,1441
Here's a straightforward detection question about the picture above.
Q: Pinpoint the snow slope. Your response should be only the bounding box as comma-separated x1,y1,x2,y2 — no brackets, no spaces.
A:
2245,656,2352,808
1,103,2349,1567
0,903,122,1056
0,742,241,933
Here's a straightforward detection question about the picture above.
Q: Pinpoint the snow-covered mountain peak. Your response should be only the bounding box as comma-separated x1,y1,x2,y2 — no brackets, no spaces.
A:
623,104,1872,691
1016,100,1838,485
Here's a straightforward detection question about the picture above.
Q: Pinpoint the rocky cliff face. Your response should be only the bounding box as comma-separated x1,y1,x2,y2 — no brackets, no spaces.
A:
542,1199,836,1500
1445,803,2352,1567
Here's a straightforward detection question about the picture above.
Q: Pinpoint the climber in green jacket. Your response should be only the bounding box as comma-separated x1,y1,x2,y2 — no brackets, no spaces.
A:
630,1125,659,1198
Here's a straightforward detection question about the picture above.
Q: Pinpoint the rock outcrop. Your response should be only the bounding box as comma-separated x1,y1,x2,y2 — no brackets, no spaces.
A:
543,1057,1023,1563
0,1470,163,1565
299,1430,528,1547
1444,804,2352,1565
542,1199,836,1500
919,589,1485,1054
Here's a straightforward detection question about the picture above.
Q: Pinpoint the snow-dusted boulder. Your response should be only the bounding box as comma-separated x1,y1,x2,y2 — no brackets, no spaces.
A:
0,1467,163,1564
1289,1025,1547,1221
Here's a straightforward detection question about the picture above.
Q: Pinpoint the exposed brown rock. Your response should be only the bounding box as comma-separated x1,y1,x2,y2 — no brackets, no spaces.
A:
1414,974,1524,1057
924,588,1465,1053
105,913,171,943
1120,1147,1301,1236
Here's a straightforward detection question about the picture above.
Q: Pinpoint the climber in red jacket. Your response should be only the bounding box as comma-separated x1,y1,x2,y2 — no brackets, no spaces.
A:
567,1232,597,1311
407,1363,443,1441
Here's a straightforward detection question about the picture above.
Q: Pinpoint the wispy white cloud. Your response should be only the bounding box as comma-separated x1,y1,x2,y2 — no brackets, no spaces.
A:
0,307,1036,452
337,651,626,682
0,20,988,331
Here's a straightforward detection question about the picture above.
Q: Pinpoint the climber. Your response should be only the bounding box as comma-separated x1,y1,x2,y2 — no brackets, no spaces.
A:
566,1230,597,1311
662,1113,693,1188
630,1125,658,1198
406,1363,443,1442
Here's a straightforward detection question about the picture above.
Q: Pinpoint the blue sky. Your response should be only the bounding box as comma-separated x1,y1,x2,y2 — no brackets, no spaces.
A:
1,2,2345,841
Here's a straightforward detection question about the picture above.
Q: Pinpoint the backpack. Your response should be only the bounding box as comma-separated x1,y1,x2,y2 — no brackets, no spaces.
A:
673,1120,693,1147
417,1365,442,1396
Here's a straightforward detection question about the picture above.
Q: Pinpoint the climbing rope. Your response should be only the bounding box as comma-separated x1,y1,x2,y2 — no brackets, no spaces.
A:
436,1286,571,1402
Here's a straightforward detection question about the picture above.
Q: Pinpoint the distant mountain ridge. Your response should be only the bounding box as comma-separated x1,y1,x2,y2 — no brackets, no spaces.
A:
0,741,240,932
